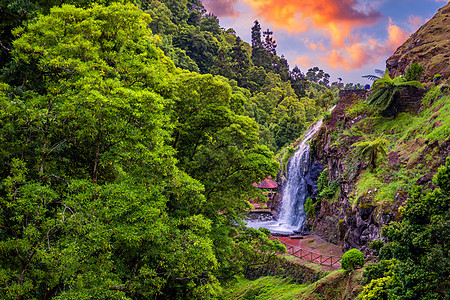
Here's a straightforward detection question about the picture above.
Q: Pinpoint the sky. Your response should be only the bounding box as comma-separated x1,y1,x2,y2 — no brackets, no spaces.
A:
202,0,449,85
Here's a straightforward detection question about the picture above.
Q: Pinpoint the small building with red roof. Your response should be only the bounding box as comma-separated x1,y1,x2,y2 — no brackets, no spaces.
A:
252,178,278,189
252,177,278,209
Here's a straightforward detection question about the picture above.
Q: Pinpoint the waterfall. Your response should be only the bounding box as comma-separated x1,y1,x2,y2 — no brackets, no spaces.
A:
277,119,324,232
245,119,324,235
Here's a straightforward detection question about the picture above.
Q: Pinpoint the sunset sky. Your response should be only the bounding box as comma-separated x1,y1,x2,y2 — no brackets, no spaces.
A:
202,0,449,85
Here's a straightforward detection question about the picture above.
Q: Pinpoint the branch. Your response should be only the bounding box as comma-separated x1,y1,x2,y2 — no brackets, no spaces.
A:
0,40,11,52
47,174,70,187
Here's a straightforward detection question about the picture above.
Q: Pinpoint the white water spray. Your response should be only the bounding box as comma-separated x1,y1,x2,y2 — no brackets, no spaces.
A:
246,119,324,235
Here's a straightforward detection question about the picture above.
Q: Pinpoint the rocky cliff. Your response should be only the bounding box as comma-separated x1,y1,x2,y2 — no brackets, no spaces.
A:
387,2,450,80
307,83,449,257
308,92,405,257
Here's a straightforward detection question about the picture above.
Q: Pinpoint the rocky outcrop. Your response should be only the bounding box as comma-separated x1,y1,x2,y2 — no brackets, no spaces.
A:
308,92,406,257
386,2,450,80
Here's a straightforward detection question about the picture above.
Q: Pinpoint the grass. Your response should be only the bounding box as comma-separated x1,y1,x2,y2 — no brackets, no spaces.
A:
220,276,309,300
220,265,366,299
345,85,449,150
353,167,417,204
352,171,382,204
342,85,450,204
220,269,359,300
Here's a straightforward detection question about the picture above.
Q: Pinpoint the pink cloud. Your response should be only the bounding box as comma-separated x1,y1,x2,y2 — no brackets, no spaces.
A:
408,15,424,31
323,19,410,70
203,0,240,18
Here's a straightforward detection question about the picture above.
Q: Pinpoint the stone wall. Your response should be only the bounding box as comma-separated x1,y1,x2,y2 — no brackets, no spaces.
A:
338,89,369,100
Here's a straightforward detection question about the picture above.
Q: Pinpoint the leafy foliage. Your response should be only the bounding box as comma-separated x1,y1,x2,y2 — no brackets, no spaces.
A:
364,71,425,116
360,157,450,299
0,3,281,298
341,249,365,271
405,62,425,81
362,69,385,82
352,137,389,170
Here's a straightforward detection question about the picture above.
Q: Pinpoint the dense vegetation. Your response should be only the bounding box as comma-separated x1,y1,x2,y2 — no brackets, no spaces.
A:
0,0,344,297
0,1,297,298
2,1,447,299
359,158,449,299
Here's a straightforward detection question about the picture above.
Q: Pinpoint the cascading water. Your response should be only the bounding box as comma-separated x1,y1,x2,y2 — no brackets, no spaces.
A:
278,119,325,231
246,119,324,235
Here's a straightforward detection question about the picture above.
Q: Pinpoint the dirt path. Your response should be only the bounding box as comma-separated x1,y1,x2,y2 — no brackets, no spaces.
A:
275,235,344,271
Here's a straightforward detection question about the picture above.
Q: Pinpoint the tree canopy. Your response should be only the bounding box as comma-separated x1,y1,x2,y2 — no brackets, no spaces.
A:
0,3,284,298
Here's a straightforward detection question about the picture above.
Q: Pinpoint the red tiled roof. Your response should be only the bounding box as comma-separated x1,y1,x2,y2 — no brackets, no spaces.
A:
253,178,277,189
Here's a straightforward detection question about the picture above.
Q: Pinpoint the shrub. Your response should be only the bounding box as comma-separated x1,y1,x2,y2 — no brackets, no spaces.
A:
368,239,384,255
323,110,332,122
361,259,397,285
405,62,424,81
341,248,365,271
357,276,393,300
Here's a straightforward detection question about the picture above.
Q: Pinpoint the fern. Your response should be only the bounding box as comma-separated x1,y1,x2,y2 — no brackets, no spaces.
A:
364,71,425,115
352,137,389,170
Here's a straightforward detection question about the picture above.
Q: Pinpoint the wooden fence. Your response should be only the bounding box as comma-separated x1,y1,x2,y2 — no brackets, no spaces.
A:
278,239,342,268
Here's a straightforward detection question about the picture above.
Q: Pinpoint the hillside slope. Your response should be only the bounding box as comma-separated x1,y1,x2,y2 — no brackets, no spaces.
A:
310,85,449,252
387,2,450,79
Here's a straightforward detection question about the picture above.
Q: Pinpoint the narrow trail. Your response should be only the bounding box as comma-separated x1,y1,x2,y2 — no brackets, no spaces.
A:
274,235,344,271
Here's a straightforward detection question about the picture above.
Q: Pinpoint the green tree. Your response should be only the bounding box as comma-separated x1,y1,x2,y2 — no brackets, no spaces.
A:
289,66,308,98
316,90,334,110
200,13,221,35
1,4,222,298
173,25,220,73
262,28,277,55
171,72,278,219
230,37,252,85
361,157,450,299
251,20,262,49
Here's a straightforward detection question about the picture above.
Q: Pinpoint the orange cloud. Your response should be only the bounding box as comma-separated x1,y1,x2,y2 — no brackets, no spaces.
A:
304,39,326,51
323,19,410,70
242,0,411,71
294,56,317,68
243,0,381,46
386,18,411,50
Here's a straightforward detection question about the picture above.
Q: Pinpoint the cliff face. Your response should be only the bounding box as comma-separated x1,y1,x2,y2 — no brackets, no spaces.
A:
387,3,450,79
308,84,450,256
309,93,404,257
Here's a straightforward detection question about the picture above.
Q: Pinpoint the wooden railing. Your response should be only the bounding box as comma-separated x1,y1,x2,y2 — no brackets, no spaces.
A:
278,240,342,268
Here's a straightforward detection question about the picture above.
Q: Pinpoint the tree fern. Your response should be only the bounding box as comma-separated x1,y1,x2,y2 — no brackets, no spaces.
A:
361,69,385,81
364,71,425,115
352,137,389,170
